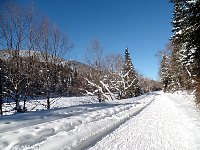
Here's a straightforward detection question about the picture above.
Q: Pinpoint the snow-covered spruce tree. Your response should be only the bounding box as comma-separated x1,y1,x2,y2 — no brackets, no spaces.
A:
160,42,192,92
171,0,195,80
160,51,171,92
120,48,141,98
186,0,200,105
171,0,200,104
169,43,192,91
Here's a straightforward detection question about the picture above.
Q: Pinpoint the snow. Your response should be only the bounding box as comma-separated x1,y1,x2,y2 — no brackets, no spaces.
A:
89,91,200,150
187,0,198,4
2,96,96,116
0,91,200,150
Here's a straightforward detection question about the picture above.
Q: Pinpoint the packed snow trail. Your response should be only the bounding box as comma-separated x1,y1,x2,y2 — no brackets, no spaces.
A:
89,93,200,150
0,93,155,150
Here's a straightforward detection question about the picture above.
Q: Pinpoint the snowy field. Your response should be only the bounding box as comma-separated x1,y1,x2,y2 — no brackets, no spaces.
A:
0,91,200,150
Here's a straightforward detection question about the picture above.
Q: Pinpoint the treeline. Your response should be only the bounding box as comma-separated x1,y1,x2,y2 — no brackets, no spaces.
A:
0,1,161,115
0,1,74,114
160,0,200,106
82,39,161,101
0,51,80,111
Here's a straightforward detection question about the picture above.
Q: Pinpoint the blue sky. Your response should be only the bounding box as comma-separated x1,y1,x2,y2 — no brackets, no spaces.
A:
18,0,173,80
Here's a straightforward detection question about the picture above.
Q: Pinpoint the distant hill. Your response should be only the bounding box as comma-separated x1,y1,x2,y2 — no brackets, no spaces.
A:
0,49,92,74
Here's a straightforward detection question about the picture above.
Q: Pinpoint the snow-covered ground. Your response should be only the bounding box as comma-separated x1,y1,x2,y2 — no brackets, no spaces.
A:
2,96,97,116
89,91,200,150
0,91,200,150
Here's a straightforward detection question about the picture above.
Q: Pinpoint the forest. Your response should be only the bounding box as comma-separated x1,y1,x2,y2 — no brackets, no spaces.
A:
160,0,200,107
0,1,161,115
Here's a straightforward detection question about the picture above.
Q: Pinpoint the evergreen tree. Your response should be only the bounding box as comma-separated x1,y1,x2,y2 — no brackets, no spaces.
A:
160,52,170,92
123,48,140,98
172,0,199,74
171,0,200,104
161,42,192,91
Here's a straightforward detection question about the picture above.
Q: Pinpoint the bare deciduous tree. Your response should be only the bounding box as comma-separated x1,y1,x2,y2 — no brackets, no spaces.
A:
85,38,104,70
0,1,73,113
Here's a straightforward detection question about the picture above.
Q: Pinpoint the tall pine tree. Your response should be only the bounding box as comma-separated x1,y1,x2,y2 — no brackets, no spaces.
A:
123,48,141,98
160,51,170,92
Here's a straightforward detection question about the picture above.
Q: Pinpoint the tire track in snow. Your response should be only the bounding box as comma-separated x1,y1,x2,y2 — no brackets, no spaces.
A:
77,97,155,150
0,106,107,133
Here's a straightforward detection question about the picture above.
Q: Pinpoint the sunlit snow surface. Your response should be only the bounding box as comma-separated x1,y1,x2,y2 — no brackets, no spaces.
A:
0,91,200,150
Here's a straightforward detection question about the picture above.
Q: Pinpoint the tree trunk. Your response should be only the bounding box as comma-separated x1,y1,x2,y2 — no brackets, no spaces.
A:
47,96,50,109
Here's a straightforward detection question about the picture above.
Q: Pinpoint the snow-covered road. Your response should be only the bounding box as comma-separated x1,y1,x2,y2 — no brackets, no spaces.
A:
0,91,200,150
89,93,200,150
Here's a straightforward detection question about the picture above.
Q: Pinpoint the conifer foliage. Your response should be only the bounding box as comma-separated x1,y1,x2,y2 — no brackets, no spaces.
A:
160,0,200,106
122,48,141,98
160,51,170,92
171,0,200,103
